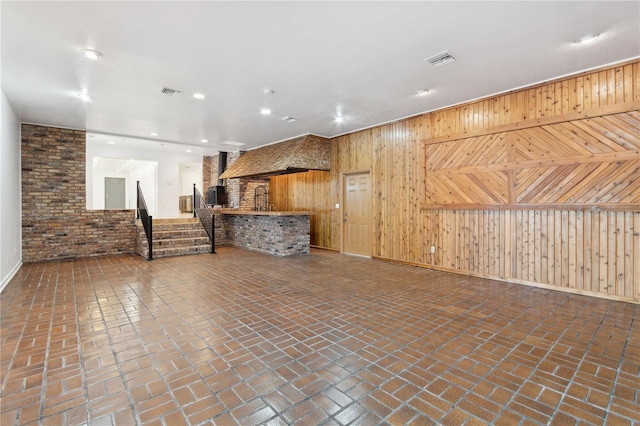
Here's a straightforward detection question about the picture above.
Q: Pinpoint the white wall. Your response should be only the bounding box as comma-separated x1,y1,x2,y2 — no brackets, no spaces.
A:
91,159,158,212
1,89,22,292
179,162,203,196
87,143,203,217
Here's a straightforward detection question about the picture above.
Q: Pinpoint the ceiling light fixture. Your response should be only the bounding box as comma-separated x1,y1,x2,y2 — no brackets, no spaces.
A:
201,139,208,143
186,149,192,153
575,33,600,44
108,141,115,145
415,89,429,96
81,49,102,60
260,108,272,115
150,132,158,137
220,140,246,147
263,89,275,95
77,93,91,102
193,93,205,99
335,116,344,123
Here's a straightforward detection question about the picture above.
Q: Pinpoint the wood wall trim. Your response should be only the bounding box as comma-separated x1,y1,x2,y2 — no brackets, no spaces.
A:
428,150,640,177
421,203,640,212
423,102,640,145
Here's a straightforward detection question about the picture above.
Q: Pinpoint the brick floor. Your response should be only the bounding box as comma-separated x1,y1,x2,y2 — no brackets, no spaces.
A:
1,247,638,425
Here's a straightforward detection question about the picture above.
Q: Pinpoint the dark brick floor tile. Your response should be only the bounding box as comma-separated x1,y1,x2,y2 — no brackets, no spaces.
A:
186,402,225,425
281,398,317,423
230,397,267,420
387,405,419,425
160,409,189,426
439,407,471,425
2,250,638,426
333,402,367,425
239,405,278,425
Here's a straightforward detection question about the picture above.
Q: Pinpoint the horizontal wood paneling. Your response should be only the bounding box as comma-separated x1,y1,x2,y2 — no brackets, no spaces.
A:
270,59,640,303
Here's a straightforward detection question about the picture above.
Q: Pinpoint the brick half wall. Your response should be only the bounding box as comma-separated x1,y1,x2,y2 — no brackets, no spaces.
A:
21,124,136,262
224,214,310,256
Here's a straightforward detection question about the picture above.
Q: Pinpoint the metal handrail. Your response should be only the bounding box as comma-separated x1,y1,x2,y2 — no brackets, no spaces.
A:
137,181,153,260
193,184,215,253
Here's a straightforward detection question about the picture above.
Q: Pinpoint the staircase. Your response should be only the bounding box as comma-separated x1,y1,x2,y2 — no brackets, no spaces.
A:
136,218,213,259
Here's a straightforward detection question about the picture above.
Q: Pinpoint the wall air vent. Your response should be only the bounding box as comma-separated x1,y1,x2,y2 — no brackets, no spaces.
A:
161,87,182,96
424,51,456,68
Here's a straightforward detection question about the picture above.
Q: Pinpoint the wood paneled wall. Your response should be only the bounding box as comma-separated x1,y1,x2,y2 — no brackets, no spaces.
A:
269,171,332,248
424,110,640,210
424,210,639,300
270,60,640,303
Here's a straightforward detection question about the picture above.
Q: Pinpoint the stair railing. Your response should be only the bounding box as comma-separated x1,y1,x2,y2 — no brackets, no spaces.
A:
137,181,153,260
193,184,215,253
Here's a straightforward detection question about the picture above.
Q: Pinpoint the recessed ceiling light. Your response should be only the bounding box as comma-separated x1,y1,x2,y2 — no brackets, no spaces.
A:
201,139,208,143
280,116,297,123
220,140,246,147
77,93,91,102
108,141,115,145
263,89,275,95
260,108,272,115
415,89,429,96
193,93,205,99
575,33,600,44
335,116,344,123
81,49,102,60
150,132,158,137
186,149,192,153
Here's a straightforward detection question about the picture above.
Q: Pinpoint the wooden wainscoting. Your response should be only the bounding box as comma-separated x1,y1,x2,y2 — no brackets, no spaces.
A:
423,209,639,302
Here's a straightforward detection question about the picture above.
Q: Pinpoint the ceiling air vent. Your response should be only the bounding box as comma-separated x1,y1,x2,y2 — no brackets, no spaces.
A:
280,116,297,123
424,51,456,68
161,87,182,96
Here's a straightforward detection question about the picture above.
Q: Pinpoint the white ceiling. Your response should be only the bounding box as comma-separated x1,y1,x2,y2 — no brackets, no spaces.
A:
2,1,639,152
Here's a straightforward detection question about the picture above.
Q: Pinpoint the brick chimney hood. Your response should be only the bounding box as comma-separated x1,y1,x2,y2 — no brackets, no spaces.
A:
219,134,331,179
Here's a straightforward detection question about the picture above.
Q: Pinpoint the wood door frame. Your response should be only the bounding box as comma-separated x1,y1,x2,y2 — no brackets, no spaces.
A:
340,169,372,257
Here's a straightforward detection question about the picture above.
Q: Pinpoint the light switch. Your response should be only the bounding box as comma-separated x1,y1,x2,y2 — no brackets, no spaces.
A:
335,203,340,209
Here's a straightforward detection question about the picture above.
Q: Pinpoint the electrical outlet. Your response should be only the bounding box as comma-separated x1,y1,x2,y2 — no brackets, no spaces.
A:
430,246,436,254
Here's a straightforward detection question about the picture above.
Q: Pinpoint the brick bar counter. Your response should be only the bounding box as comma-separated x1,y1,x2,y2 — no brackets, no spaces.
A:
220,210,311,256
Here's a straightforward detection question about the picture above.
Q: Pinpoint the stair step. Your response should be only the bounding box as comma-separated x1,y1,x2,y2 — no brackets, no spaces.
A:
141,244,213,259
152,218,200,224
145,229,209,239
153,236,211,248
136,217,214,259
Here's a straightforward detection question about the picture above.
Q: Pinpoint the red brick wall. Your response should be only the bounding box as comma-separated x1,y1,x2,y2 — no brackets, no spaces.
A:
21,124,136,262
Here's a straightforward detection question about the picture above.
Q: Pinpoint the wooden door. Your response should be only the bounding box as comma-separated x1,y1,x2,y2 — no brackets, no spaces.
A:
343,172,371,257
105,177,126,209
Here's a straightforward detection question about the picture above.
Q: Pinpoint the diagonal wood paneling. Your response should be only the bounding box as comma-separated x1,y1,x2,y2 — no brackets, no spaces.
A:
427,133,506,171
427,172,509,204
425,110,640,210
